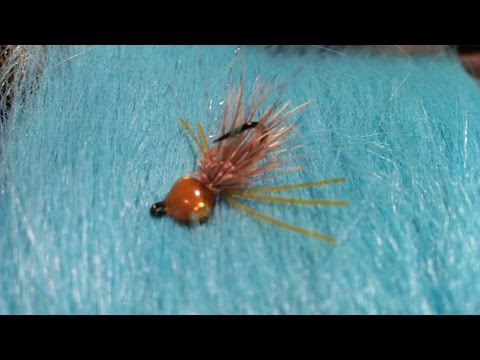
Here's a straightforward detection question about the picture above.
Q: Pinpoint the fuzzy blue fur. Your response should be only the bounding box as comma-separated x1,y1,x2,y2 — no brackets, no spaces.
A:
0,45,479,314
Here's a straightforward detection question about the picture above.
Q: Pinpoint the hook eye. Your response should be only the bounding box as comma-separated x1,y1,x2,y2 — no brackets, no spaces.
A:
150,201,166,217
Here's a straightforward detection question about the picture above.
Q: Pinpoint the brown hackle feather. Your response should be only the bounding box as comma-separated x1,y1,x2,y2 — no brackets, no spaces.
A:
195,76,310,192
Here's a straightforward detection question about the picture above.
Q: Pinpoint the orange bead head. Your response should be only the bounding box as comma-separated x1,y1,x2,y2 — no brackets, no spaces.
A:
150,176,216,224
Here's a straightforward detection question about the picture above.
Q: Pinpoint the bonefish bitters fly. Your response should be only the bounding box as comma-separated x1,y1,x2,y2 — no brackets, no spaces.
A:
150,74,348,244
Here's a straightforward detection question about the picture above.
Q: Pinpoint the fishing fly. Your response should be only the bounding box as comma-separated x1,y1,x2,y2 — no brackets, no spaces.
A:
151,74,348,244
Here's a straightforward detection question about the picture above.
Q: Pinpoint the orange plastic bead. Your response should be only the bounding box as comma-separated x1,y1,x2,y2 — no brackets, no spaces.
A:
155,176,216,224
